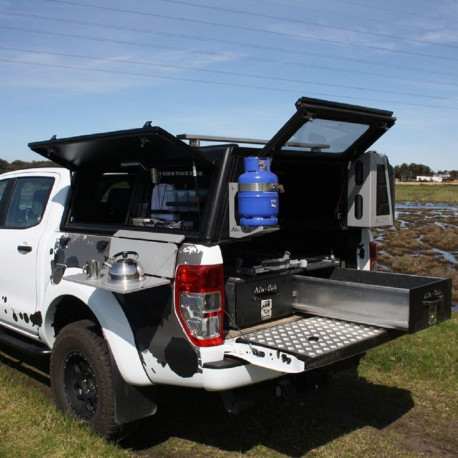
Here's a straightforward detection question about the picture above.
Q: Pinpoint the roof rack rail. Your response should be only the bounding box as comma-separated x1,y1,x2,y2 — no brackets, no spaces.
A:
178,134,331,151
177,134,269,147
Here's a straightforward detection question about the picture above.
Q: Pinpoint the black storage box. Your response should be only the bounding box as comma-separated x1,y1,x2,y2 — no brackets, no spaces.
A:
225,273,294,329
293,267,452,333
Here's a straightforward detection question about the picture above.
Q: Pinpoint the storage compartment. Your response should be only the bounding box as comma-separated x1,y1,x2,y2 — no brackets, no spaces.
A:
225,273,294,329
347,151,394,228
293,267,452,333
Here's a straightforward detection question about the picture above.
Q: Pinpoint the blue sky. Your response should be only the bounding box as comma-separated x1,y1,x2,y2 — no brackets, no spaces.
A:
0,0,457,171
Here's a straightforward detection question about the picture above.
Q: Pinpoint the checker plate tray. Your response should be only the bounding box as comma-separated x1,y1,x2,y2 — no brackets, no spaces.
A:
237,316,390,368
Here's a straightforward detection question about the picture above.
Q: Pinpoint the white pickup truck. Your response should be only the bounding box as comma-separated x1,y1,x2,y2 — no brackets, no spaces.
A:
0,97,451,438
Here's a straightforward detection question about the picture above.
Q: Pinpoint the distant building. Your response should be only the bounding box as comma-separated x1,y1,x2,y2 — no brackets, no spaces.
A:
416,176,443,183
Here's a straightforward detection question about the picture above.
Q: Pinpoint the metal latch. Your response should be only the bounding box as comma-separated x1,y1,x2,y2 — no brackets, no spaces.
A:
423,291,443,325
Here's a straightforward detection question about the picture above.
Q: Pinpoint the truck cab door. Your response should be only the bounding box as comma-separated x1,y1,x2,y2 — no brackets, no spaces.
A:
0,174,55,335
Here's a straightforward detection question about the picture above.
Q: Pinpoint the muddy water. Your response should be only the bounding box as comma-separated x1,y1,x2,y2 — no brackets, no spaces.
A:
374,202,458,308
391,203,457,262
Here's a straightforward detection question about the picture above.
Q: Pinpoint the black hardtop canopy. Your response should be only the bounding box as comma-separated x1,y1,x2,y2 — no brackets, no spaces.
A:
261,97,396,158
28,124,206,171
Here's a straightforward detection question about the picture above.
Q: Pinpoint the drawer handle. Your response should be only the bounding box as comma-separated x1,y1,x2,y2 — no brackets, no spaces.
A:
423,298,442,308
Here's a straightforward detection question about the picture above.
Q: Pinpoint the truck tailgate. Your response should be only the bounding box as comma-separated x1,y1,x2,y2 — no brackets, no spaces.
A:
224,316,391,373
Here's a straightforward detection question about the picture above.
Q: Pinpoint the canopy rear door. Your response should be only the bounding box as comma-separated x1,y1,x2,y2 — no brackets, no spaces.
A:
262,97,396,159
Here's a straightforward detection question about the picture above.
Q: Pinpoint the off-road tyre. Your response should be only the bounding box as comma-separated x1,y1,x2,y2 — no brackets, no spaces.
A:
50,319,121,439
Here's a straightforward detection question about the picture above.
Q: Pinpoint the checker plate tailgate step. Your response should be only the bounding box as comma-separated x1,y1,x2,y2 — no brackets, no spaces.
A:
226,316,391,373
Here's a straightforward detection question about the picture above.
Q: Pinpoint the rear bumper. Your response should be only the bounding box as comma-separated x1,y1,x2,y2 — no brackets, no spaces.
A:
202,360,281,391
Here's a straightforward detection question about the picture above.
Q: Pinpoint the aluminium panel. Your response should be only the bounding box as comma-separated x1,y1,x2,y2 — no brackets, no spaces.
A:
234,316,389,370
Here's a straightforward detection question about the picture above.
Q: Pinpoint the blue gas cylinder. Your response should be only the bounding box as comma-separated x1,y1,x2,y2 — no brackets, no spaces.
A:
238,156,279,226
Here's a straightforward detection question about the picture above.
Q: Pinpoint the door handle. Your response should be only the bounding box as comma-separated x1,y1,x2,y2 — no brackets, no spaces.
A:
17,245,32,253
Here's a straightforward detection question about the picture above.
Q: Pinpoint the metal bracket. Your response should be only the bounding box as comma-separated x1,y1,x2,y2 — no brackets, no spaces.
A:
224,340,305,373
228,183,279,239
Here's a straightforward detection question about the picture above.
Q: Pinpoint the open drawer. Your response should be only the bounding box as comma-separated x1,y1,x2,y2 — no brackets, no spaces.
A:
293,267,452,333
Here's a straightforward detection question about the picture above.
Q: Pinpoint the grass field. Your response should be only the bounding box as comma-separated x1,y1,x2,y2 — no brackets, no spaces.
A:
0,350,129,458
1,312,456,457
0,184,456,457
395,183,458,204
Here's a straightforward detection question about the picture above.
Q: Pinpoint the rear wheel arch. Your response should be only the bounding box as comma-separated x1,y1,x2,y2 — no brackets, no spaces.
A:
42,289,152,386
50,319,121,438
52,295,99,337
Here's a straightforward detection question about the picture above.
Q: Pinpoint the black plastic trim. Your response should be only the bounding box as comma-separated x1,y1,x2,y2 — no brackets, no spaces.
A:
106,345,157,425
203,357,248,369
0,327,51,356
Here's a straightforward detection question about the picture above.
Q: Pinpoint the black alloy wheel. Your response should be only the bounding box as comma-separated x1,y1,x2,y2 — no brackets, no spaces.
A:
50,319,120,438
63,351,98,419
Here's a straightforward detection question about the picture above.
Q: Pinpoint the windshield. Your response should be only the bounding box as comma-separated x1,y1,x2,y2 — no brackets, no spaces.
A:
282,118,369,153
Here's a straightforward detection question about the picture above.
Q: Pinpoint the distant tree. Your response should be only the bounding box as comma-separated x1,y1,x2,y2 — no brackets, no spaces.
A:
0,159,9,172
10,160,28,171
0,158,59,174
395,163,415,181
394,163,434,181
409,163,433,177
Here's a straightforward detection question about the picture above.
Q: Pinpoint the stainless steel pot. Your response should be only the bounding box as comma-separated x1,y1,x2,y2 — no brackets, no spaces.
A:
104,251,145,283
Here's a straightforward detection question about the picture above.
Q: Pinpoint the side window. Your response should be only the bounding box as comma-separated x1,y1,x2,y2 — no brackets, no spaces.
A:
5,177,54,228
71,173,135,224
0,179,11,224
69,165,212,231
0,180,8,201
0,180,9,209
148,168,209,231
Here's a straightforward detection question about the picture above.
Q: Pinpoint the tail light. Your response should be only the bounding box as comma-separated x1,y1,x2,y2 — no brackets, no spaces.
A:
175,264,225,347
369,241,377,271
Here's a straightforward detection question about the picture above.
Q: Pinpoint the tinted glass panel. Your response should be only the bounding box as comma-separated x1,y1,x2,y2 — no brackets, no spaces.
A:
282,119,369,153
70,163,212,232
0,179,11,224
71,172,136,224
0,180,9,205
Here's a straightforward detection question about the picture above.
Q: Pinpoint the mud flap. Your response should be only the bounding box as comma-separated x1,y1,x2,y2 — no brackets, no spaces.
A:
108,347,157,425
224,316,392,373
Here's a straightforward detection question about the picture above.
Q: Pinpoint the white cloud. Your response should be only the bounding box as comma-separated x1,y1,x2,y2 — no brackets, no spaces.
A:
416,29,458,45
0,47,246,93
264,20,401,53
